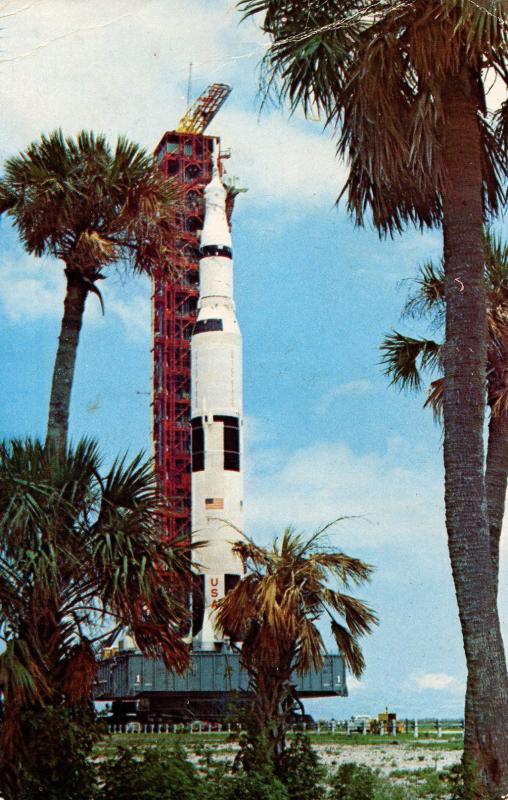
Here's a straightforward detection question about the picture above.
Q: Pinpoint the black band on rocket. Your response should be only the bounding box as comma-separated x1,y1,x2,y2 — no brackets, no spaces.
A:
200,244,232,259
193,319,223,334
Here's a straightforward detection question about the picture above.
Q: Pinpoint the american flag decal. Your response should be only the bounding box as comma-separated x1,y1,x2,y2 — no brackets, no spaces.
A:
205,498,224,510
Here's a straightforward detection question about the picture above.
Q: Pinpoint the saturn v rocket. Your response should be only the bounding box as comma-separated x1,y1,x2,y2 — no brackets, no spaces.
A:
190,141,245,651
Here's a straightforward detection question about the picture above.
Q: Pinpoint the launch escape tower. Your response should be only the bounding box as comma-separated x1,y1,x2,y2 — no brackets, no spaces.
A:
152,84,234,543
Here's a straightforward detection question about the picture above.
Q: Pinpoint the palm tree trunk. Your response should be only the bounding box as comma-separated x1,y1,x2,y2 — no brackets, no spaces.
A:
244,656,294,765
46,269,88,455
464,410,508,779
485,411,508,590
441,66,508,797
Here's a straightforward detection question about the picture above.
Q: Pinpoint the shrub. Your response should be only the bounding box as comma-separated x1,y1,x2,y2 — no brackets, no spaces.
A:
329,763,380,800
98,742,202,800
416,769,449,798
276,734,326,800
219,765,289,800
235,727,273,773
14,706,101,800
444,761,482,800
195,743,230,800
328,762,422,800
99,732,287,800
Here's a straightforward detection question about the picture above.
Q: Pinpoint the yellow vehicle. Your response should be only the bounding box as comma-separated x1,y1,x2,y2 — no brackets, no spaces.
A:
369,709,405,734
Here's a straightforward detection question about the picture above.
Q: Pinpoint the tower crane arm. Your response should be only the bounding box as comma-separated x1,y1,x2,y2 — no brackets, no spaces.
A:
176,84,232,134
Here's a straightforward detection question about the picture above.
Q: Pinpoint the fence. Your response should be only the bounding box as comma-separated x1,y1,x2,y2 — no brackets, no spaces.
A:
107,718,465,737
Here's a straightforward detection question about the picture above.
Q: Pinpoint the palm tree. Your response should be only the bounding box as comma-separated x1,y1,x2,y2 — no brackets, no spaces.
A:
214,526,377,761
381,232,508,592
0,131,178,455
382,236,508,770
238,2,508,791
0,437,191,792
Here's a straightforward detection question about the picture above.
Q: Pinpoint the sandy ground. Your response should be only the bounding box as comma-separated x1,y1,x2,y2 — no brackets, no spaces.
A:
313,743,461,773
188,740,461,774
102,733,463,775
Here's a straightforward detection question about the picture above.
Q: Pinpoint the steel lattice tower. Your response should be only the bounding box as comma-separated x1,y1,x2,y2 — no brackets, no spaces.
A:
152,85,234,542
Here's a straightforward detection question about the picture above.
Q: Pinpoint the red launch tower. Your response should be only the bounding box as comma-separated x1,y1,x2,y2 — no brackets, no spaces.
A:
152,85,233,542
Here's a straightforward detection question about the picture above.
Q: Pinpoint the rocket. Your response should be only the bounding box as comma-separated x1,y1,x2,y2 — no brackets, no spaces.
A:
190,140,245,651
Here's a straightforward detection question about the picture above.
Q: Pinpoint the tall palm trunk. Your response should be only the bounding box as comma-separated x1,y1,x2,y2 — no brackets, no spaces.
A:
46,268,88,455
485,411,508,588
442,66,508,796
464,410,508,775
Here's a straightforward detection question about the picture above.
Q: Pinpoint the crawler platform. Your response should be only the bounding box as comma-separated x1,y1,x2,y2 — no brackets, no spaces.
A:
94,650,347,724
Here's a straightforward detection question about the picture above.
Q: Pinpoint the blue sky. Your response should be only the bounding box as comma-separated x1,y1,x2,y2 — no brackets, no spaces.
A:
1,0,506,719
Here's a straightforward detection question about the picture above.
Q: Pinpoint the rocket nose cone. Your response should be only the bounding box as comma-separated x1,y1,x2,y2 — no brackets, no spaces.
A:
205,177,226,200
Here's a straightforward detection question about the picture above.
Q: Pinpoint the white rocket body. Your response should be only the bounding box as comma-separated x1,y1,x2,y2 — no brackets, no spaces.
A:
191,142,245,650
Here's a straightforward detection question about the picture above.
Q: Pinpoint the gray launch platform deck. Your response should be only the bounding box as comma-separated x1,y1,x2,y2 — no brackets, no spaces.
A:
94,651,347,722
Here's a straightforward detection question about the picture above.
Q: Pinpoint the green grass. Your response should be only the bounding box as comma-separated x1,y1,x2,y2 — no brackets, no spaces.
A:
300,733,463,748
93,731,464,756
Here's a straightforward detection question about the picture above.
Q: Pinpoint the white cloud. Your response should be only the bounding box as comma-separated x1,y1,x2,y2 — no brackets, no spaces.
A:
0,273,62,322
333,380,373,397
245,432,444,548
220,108,344,208
412,673,465,693
347,676,369,692
0,0,342,211
0,253,64,322
106,290,150,343
0,247,150,340
316,380,374,415
1,1,505,217
243,414,274,448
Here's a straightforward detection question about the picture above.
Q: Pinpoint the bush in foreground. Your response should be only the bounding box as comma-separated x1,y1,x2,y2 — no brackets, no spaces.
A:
15,707,101,800
9,728,461,800
221,766,289,800
99,743,201,800
276,734,326,800
329,762,382,800
329,762,457,800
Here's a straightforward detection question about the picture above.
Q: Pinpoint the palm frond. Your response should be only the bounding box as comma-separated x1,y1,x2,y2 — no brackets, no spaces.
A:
380,332,442,391
308,551,374,586
323,589,378,636
214,574,260,640
216,525,376,691
0,437,192,716
0,640,49,706
424,377,444,421
240,0,508,233
330,619,366,679
384,231,508,422
0,129,180,279
239,0,365,117
402,259,445,321
295,617,324,674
